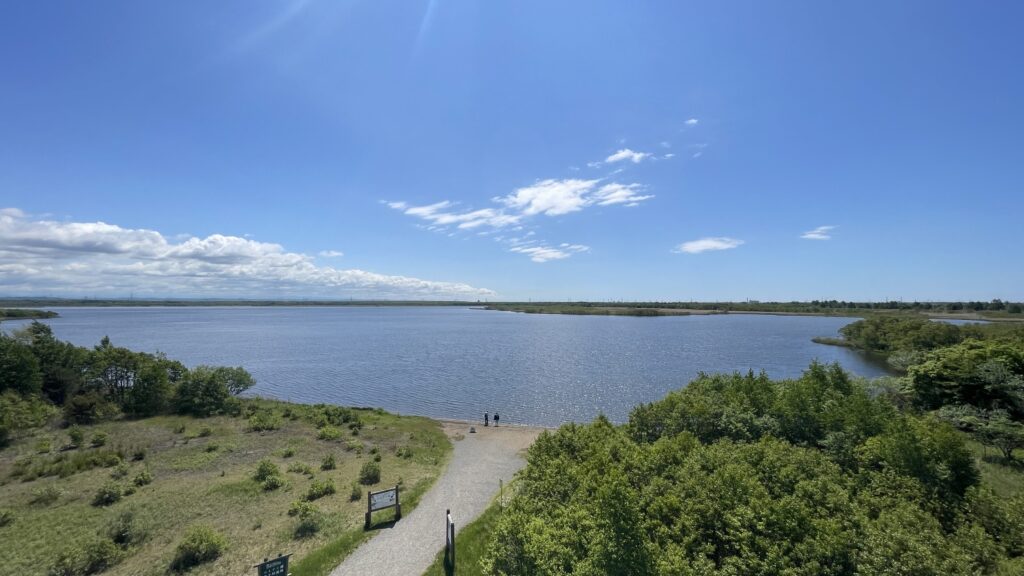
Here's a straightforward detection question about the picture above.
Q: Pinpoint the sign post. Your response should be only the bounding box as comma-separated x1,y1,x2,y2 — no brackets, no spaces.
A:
365,485,401,530
445,509,456,574
255,553,291,576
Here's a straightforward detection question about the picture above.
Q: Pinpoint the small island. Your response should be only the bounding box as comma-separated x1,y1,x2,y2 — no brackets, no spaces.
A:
0,308,58,321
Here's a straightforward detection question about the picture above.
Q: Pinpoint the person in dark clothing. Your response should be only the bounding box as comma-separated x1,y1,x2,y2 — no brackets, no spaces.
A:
484,412,489,427
494,413,499,427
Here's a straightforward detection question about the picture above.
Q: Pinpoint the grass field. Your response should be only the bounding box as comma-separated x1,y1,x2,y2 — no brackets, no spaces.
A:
0,399,451,576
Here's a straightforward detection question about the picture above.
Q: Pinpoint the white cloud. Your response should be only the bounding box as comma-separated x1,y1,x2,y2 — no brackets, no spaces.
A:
591,183,654,206
690,143,708,158
660,141,672,149
673,237,744,254
685,118,699,126
509,243,589,263
605,148,652,164
0,209,494,298
318,250,344,257
500,178,600,216
801,225,836,240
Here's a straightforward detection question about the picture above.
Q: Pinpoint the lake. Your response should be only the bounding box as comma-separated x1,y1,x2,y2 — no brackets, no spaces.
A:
2,307,892,427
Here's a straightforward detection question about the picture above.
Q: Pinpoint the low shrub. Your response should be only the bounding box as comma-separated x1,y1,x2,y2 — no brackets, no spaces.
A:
131,447,146,461
67,426,84,448
293,505,323,539
287,462,314,476
110,462,130,479
396,446,413,459
35,437,52,454
304,479,336,501
358,461,380,485
248,412,281,432
252,459,280,482
133,469,153,487
281,448,295,458
107,510,147,547
204,443,219,453
317,425,343,441
173,424,186,434
288,500,316,517
31,484,64,505
261,475,285,491
345,439,364,454
0,509,13,527
90,432,108,447
350,481,362,501
49,538,124,576
171,525,227,572
92,482,122,507
320,454,336,471
197,427,213,438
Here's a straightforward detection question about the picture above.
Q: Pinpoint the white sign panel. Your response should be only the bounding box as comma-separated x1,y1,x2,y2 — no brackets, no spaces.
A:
370,488,397,512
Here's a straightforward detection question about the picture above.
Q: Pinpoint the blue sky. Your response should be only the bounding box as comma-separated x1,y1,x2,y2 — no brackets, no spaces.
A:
1,1,1022,301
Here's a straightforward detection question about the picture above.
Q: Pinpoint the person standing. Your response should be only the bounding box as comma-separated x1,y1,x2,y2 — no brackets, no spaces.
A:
484,412,489,427
494,413,499,427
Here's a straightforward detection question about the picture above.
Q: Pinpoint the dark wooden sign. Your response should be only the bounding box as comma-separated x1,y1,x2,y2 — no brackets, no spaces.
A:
365,485,401,529
255,553,291,576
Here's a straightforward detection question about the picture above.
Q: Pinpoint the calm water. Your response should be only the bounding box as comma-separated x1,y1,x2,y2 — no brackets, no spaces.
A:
2,307,892,426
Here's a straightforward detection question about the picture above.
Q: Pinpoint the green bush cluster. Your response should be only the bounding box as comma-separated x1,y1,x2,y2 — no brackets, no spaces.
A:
170,525,227,572
483,363,1023,574
303,478,336,501
320,453,336,470
252,459,284,491
358,461,380,485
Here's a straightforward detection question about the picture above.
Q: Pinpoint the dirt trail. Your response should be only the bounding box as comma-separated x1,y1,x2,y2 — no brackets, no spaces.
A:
330,421,542,576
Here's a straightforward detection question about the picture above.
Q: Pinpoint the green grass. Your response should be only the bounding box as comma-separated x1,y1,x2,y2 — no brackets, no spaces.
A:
967,438,1024,499
423,493,507,576
0,399,451,576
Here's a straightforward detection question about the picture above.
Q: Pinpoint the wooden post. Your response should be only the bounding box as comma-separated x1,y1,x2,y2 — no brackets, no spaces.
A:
395,484,402,520
364,490,371,530
450,520,456,572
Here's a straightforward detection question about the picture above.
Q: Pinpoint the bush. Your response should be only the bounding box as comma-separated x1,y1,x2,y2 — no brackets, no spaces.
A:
171,525,227,572
92,482,122,507
304,479,336,501
317,425,343,441
49,539,124,576
320,454,336,470
261,475,285,491
287,462,314,476
107,510,146,547
253,459,280,482
82,539,122,574
396,446,413,459
350,481,363,501
281,448,295,458
133,469,153,487
36,437,52,453
197,426,213,437
111,462,130,479
0,509,13,527
67,426,84,447
90,432,108,447
345,439,364,454
204,443,219,453
359,461,381,485
248,412,281,432
293,504,323,539
173,424,186,434
131,447,146,461
31,484,64,506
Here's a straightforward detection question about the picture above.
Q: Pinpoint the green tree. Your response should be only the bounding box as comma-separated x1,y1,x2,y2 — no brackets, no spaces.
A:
174,365,253,417
0,334,43,396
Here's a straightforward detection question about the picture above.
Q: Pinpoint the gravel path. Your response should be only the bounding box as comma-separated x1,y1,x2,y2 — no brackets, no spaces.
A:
330,421,542,576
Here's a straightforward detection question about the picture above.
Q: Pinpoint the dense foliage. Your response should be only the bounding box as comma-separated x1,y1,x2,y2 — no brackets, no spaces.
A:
0,321,255,445
483,364,1024,575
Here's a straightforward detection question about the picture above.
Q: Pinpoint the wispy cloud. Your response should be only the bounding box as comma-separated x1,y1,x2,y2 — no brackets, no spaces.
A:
0,209,494,298
604,148,652,164
685,118,699,126
800,225,836,240
690,143,708,158
318,250,344,257
509,243,589,263
673,237,744,254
